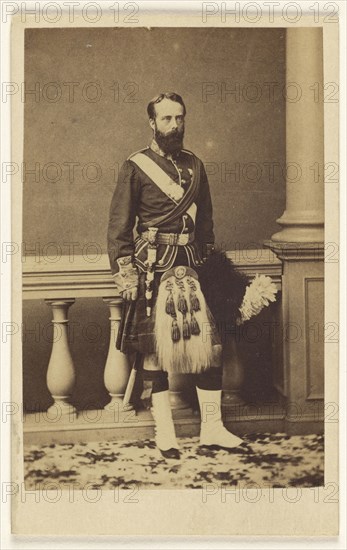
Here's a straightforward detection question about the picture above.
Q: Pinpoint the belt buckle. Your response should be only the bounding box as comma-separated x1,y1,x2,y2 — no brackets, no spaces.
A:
168,233,177,246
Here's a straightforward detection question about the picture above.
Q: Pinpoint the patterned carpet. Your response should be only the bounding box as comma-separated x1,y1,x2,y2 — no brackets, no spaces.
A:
24,433,324,490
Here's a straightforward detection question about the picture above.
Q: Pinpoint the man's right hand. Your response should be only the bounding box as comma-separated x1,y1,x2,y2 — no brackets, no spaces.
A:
121,287,138,302
112,255,139,300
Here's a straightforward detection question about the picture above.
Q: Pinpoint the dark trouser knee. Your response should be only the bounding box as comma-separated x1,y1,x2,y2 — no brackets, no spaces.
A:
196,367,223,391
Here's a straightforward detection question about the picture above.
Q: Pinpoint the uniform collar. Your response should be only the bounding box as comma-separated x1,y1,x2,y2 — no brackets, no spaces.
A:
150,139,181,161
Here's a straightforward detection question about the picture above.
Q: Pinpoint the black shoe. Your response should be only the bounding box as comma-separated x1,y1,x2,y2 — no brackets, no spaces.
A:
159,447,180,460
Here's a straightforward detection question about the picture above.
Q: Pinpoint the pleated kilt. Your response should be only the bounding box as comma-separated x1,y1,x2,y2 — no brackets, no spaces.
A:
116,270,161,355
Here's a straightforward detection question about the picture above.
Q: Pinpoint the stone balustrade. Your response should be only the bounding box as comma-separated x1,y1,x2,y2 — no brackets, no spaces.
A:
22,250,282,424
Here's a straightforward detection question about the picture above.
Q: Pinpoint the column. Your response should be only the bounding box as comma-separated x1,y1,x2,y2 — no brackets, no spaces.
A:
45,299,77,418
265,28,325,432
103,298,133,412
271,27,324,243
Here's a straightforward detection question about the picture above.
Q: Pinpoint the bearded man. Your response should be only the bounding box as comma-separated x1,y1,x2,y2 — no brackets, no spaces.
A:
107,92,244,460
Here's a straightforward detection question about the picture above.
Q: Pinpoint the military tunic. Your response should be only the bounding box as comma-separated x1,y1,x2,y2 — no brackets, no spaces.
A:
107,142,220,357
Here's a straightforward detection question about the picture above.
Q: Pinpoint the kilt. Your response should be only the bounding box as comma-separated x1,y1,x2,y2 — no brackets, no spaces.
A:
116,270,162,355
116,251,222,371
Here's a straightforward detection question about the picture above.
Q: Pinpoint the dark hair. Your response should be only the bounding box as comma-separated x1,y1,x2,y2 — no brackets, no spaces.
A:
147,92,186,119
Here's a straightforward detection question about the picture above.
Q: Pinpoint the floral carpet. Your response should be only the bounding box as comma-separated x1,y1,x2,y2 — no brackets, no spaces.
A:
24,433,324,490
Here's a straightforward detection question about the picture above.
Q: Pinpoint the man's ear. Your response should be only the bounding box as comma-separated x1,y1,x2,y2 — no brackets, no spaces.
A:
149,118,155,131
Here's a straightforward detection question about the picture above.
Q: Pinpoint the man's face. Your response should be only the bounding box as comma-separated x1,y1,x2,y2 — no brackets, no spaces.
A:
149,98,185,154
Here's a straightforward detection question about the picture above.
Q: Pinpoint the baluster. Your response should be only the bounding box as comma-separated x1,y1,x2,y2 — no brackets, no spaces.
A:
103,298,132,412
45,299,77,418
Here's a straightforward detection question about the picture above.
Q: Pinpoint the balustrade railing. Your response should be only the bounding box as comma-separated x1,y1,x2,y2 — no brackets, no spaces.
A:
22,250,282,429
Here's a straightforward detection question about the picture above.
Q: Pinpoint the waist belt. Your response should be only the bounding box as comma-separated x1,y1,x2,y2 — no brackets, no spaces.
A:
141,231,194,246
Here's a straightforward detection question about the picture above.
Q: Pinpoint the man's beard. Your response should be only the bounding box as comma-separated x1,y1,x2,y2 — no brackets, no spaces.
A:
154,126,184,155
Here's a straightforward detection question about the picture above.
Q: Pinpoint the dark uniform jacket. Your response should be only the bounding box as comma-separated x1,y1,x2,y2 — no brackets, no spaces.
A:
107,142,215,276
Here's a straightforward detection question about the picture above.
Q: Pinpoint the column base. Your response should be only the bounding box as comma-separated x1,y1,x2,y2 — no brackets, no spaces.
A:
271,209,324,243
264,240,324,261
270,227,324,243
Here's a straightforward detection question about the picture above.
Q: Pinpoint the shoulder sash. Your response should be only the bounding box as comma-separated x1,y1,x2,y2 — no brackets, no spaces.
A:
129,152,200,230
130,153,182,205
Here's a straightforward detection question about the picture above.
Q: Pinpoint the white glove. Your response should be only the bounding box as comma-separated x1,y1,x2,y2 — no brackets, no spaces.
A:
112,256,139,302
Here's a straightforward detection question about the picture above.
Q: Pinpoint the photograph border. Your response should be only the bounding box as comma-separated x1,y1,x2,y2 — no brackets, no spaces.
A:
1,0,344,541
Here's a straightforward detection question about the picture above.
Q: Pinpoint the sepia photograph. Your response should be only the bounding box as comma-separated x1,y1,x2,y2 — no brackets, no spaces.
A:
5,2,341,539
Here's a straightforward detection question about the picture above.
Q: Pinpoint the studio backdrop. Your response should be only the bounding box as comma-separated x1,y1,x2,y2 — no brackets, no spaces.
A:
22,27,286,410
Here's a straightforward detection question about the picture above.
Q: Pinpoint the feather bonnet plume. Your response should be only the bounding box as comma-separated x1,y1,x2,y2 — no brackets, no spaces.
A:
197,250,278,330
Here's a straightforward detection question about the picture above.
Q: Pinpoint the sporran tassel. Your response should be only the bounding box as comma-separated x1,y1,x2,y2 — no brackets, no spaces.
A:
190,312,201,335
171,318,180,342
177,292,188,315
189,290,200,312
183,317,191,339
165,291,176,316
